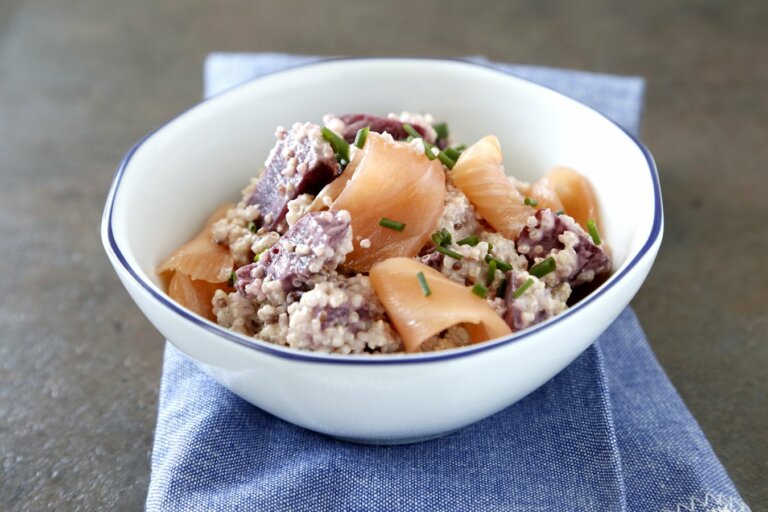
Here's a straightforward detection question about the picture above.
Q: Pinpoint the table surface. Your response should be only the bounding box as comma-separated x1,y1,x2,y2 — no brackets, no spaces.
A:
1,0,766,509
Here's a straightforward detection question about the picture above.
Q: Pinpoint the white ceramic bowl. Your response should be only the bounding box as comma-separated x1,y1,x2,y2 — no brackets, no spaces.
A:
102,58,662,444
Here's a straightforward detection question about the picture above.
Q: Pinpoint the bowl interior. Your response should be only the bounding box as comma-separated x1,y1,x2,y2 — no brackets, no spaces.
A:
108,58,657,344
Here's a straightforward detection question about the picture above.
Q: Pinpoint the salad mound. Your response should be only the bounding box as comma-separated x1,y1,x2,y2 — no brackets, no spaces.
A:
158,112,611,354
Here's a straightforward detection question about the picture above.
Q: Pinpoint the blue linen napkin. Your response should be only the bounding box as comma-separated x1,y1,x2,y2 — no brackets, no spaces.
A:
146,54,749,512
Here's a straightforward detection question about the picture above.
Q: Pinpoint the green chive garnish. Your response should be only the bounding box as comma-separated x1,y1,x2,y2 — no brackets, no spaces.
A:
444,147,462,161
486,259,497,286
512,278,534,299
457,235,480,246
496,278,508,298
524,197,538,207
247,221,257,233
379,217,406,232
431,228,452,247
453,144,466,152
587,219,602,246
354,126,370,149
434,122,449,140
556,210,565,216
437,151,456,169
484,255,512,272
471,282,488,298
403,123,437,161
253,249,266,262
529,257,556,278
417,271,431,297
321,127,350,163
435,245,463,260
422,141,437,161
227,271,236,287
402,123,422,139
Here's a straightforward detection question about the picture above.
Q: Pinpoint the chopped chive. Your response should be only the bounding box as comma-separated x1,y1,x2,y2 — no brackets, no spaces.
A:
556,210,565,215
417,271,431,297
587,219,602,246
405,135,415,143
247,221,257,233
441,228,453,245
496,278,508,298
512,278,534,299
435,245,463,260
437,151,456,169
321,127,350,163
529,256,556,278
227,271,236,287
403,123,438,161
433,122,449,140
354,126,370,149
431,228,452,247
402,123,422,139
524,197,539,207
423,141,437,160
253,249,265,262
487,243,494,253
484,255,512,272
457,235,480,246
379,217,406,232
453,144,466,152
486,259,497,286
471,282,488,298
443,147,462,161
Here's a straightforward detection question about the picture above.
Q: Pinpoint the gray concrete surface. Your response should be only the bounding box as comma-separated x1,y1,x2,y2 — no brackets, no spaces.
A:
1,0,765,509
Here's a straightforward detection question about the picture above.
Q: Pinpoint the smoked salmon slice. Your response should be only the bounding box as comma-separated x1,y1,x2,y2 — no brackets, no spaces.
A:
157,204,235,283
331,133,445,272
532,166,601,231
530,177,565,213
451,136,534,240
308,148,362,212
369,258,512,352
167,271,224,321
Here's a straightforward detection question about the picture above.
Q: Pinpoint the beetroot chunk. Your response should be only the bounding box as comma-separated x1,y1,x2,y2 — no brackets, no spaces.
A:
516,209,610,287
247,123,340,232
234,262,258,297
338,114,430,143
237,210,353,298
263,210,352,287
503,270,568,331
418,250,445,271
516,209,566,260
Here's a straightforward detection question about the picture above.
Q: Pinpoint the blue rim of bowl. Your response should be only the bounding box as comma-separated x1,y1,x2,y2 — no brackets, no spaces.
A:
103,56,663,365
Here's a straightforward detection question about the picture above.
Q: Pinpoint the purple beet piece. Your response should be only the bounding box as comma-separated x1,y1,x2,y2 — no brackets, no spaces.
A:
247,123,339,232
419,250,444,270
236,211,352,297
234,262,260,297
264,210,351,287
316,303,371,335
503,271,554,331
338,113,430,143
516,209,565,259
571,235,611,285
517,209,610,286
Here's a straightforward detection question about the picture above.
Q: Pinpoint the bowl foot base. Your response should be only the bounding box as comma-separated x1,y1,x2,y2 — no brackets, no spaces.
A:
326,427,465,446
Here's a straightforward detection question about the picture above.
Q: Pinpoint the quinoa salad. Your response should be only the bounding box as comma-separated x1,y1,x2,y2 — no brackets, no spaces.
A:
158,112,611,355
